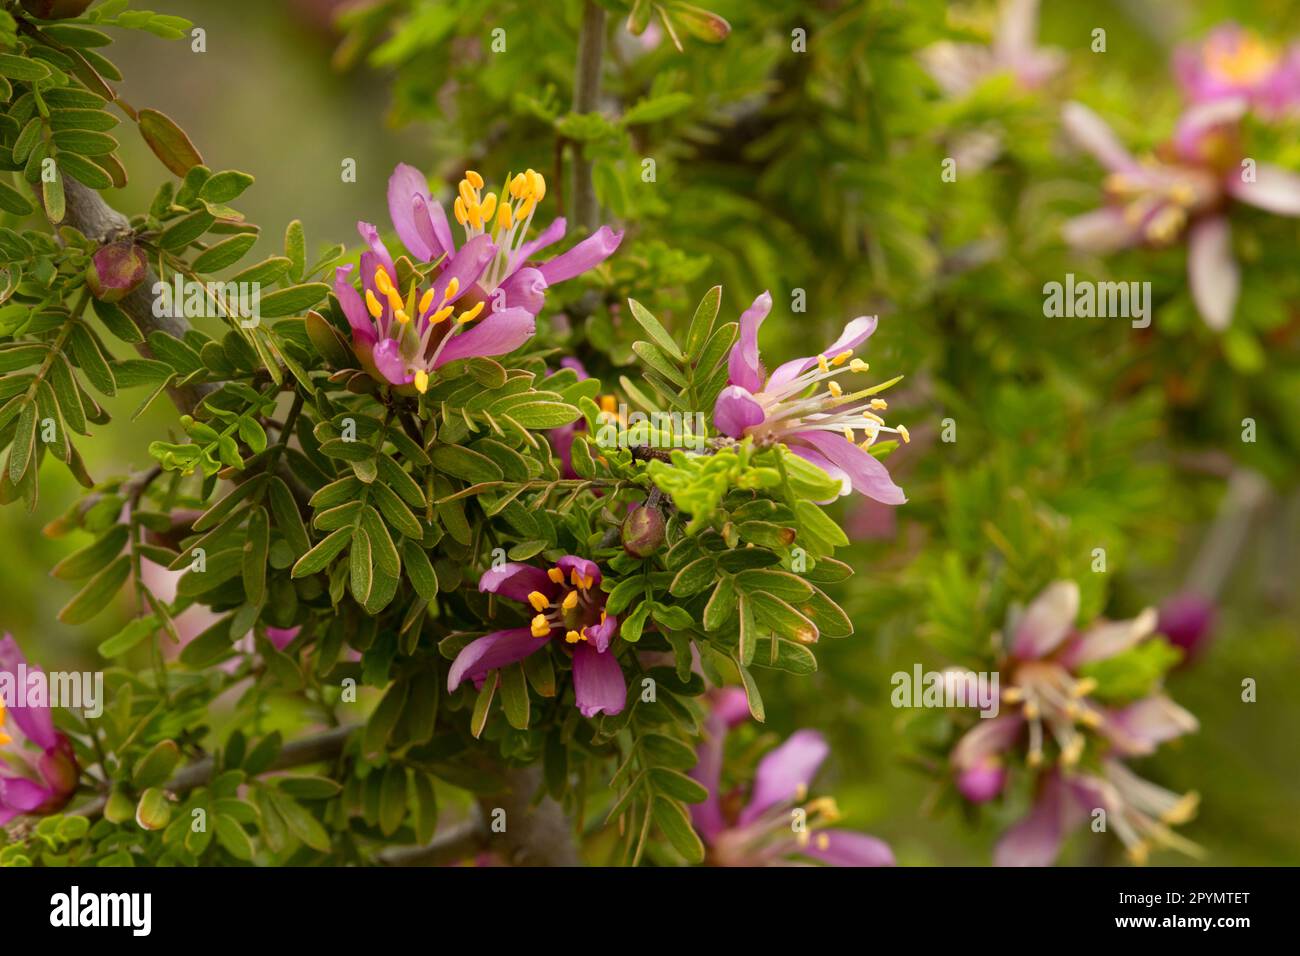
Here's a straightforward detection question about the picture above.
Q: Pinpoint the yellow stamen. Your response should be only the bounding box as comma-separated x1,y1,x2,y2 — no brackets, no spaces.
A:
531,614,551,638
599,395,618,414
832,350,852,366
465,169,484,189
394,309,410,325
842,428,854,443
479,194,497,222
387,287,404,313
458,180,475,207
419,288,435,314
561,590,579,611
898,424,911,443
565,630,583,644
870,398,888,410
1072,677,1098,698
827,381,843,398
817,355,830,374
497,202,513,231
816,833,830,850
365,289,383,319
1162,791,1200,825
443,277,460,301
429,305,454,325
547,568,565,584
457,301,485,324
374,267,393,296
413,370,429,394
527,591,550,612
849,359,869,373
468,203,483,230
454,196,468,226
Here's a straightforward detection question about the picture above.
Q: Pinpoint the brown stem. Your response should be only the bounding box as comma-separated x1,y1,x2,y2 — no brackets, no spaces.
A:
571,0,606,232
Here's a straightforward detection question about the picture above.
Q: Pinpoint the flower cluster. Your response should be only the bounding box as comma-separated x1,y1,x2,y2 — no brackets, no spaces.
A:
335,163,622,392
712,292,908,504
947,582,1200,865
448,557,624,718
690,689,894,866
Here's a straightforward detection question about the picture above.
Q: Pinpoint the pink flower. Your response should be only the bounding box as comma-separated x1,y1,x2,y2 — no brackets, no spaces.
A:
920,0,1064,97
1062,99,1300,330
689,689,895,866
1157,591,1216,664
1175,24,1300,116
336,164,623,393
0,636,79,825
712,292,908,504
448,557,625,718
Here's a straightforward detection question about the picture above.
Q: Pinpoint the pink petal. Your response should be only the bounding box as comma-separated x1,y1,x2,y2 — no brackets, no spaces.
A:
787,445,851,500
370,338,411,385
571,643,626,717
1102,694,1199,757
1062,101,1139,173
0,635,58,750
787,430,905,504
496,266,548,316
387,163,437,261
712,385,766,439
536,226,623,285
739,729,829,825
728,291,771,392
556,555,602,589
1227,162,1300,215
994,774,1071,866
412,193,455,262
1062,207,1140,254
333,265,375,346
513,217,567,266
799,829,895,867
447,628,544,692
765,315,879,394
1011,581,1079,659
432,234,495,306
433,307,535,367
478,563,558,603
1187,216,1239,331
1058,607,1157,668
689,711,729,843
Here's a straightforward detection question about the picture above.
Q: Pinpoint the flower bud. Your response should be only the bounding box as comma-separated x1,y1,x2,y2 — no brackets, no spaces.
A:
86,240,147,303
956,757,1007,803
21,0,95,19
621,503,666,558
1158,591,1216,664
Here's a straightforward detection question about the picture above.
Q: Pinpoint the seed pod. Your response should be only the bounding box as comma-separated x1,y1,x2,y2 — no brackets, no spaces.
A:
621,503,666,558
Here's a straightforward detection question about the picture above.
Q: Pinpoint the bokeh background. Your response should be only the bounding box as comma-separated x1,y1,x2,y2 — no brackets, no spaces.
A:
4,0,1297,864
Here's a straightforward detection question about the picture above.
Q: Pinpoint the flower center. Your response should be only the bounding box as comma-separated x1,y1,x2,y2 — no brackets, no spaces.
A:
453,168,547,291
1205,32,1278,85
1003,660,1102,769
751,348,910,449
366,265,487,392
525,565,604,644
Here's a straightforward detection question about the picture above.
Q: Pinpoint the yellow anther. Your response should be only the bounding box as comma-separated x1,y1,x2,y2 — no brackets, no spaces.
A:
519,196,536,220
898,424,911,444
465,170,484,189
862,411,885,425
827,381,843,398
497,202,513,231
794,783,809,802
816,833,830,851
565,630,583,644
1072,677,1098,698
561,590,579,611
1023,700,1040,720
374,267,393,296
534,174,546,201
531,614,551,638
387,287,405,313
365,289,384,319
414,370,429,394
1002,687,1024,703
468,203,483,230
527,591,550,612
457,301,485,324
832,350,852,366
419,288,435,314
570,569,581,587
479,194,497,222
394,309,410,325
849,359,869,373
817,355,830,374
547,567,565,584
842,428,855,443
599,395,618,413
1162,792,1200,826
511,173,528,197
429,305,454,325
454,196,468,226
443,277,460,301
458,180,475,207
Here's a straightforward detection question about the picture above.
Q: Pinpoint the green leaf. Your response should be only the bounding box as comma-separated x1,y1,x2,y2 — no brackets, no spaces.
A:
402,539,439,600
132,740,181,789
649,767,709,803
349,526,373,604
685,285,721,358
626,298,684,361
199,170,254,204
0,54,51,82
51,524,128,580
652,797,705,863
291,526,351,577
0,181,34,216
97,615,157,657
58,554,129,624
137,108,204,177
500,663,531,730
214,816,255,860
284,220,305,283
431,444,503,483
242,506,269,605
192,233,257,273
269,791,331,852
259,283,329,318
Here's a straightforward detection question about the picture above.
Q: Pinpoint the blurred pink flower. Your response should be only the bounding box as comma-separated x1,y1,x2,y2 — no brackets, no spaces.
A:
920,0,1064,97
0,636,79,825
1175,24,1300,116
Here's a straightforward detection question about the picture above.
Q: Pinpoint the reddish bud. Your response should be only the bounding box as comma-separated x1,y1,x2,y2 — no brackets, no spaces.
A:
86,240,147,303
21,0,95,19
621,503,666,558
